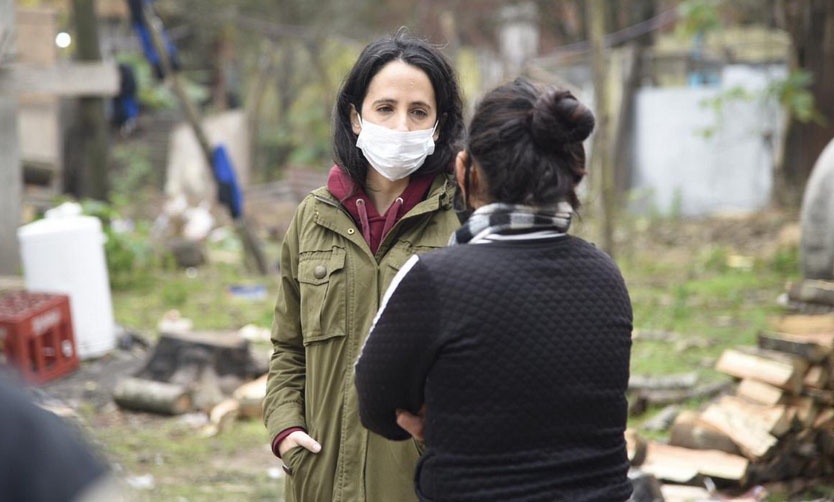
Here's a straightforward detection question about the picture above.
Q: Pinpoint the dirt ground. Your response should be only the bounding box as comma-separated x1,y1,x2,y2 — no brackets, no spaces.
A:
29,331,281,501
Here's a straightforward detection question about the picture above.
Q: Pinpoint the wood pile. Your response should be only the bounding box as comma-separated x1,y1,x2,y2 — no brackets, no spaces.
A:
636,310,834,491
112,330,266,416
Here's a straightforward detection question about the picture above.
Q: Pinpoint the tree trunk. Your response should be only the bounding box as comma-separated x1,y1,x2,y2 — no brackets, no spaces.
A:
71,0,110,201
587,0,615,256
777,0,834,208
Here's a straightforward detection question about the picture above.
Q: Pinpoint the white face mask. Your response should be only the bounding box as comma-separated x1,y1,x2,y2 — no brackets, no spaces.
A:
355,117,437,181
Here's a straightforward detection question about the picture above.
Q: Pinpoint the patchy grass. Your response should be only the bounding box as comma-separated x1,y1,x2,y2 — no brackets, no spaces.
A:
88,412,282,501
94,209,823,500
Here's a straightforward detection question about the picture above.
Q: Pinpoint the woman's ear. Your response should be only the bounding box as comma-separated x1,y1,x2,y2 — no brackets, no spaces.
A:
350,104,361,135
454,151,468,190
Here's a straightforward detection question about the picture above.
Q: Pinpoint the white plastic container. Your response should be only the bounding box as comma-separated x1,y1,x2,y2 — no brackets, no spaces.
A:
17,214,116,359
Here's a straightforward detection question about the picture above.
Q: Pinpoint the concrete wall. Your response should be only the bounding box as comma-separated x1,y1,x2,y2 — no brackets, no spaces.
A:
630,64,786,217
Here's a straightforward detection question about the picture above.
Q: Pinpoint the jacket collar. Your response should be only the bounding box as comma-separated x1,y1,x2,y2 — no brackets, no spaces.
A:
314,171,454,218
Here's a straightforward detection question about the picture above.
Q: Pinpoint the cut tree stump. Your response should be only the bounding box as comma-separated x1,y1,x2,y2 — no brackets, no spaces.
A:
112,330,266,415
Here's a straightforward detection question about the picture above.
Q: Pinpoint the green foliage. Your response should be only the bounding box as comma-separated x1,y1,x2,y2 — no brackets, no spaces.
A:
697,69,824,138
160,280,190,307
115,53,178,111
765,69,827,125
78,200,158,291
110,143,159,212
676,0,723,38
766,244,799,275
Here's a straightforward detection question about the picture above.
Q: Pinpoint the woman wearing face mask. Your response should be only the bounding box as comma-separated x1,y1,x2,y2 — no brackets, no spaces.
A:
263,32,465,502
355,77,633,501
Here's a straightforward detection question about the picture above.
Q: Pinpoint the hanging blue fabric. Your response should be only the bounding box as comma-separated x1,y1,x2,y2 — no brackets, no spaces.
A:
127,0,180,80
212,146,243,219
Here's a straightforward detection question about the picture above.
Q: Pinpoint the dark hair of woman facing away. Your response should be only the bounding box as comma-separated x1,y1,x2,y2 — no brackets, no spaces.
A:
466,77,595,209
333,32,465,191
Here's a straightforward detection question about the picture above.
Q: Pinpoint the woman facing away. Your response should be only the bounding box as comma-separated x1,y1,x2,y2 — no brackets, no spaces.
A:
262,32,465,502
355,77,634,501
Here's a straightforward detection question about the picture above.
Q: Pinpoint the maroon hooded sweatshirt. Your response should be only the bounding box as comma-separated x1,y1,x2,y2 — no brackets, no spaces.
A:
325,165,435,254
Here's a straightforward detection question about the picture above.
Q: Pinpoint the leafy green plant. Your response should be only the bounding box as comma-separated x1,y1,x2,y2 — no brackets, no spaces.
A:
766,69,826,125
676,0,723,39
79,199,158,291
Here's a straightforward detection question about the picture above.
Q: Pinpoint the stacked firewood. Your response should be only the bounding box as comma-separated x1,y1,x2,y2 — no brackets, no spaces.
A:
636,280,834,492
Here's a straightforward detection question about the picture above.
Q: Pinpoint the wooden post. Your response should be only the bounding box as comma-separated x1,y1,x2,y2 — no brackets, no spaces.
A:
71,0,110,201
0,2,21,275
0,94,22,275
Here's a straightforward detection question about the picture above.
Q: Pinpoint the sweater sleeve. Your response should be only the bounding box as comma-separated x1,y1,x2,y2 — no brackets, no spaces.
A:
355,255,440,440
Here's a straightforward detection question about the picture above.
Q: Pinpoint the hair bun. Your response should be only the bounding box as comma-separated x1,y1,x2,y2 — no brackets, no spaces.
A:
530,89,595,150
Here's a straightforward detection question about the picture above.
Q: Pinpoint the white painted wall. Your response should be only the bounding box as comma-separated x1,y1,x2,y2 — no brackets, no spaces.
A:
630,64,786,216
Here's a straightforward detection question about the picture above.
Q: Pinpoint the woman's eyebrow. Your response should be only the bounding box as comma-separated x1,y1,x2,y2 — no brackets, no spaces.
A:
370,98,433,109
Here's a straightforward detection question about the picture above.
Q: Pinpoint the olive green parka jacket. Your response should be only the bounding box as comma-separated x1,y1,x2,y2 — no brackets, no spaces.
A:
264,173,459,502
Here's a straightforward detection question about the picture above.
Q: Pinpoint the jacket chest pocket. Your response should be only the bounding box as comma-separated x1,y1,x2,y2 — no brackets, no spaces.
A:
298,247,347,345
381,242,443,291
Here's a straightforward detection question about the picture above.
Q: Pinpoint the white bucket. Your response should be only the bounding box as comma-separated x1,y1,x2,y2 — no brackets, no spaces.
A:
17,215,116,359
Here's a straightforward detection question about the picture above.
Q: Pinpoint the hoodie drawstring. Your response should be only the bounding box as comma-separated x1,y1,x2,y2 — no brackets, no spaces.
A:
382,197,404,238
356,199,371,245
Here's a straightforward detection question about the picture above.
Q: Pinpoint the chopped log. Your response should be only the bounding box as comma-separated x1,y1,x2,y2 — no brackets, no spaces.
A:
668,409,742,455
629,372,698,391
819,429,834,455
635,379,732,406
199,397,241,437
814,408,834,429
736,378,786,405
232,373,267,418
757,331,830,363
720,395,793,437
625,428,647,467
787,396,818,428
748,451,808,483
787,279,834,307
699,398,781,460
641,405,680,432
801,386,834,405
804,364,829,388
766,313,834,335
659,484,712,502
640,441,749,484
715,347,807,393
113,377,192,415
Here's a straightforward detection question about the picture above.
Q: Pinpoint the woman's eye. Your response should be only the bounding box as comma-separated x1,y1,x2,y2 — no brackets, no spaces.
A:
411,109,428,118
377,105,393,113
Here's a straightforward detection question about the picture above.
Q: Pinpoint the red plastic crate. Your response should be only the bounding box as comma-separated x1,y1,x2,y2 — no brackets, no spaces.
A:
0,291,79,384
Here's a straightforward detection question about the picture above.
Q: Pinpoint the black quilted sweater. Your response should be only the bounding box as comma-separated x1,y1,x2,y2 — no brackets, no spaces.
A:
355,234,633,502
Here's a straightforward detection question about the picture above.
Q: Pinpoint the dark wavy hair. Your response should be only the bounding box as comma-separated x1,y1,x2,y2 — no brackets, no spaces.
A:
466,77,595,208
333,32,465,190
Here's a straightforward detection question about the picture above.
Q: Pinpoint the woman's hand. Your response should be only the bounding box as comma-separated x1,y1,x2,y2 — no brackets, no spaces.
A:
395,405,426,442
278,430,322,457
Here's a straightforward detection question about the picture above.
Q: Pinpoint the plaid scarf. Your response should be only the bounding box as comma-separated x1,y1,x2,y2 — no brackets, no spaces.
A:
449,202,573,245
